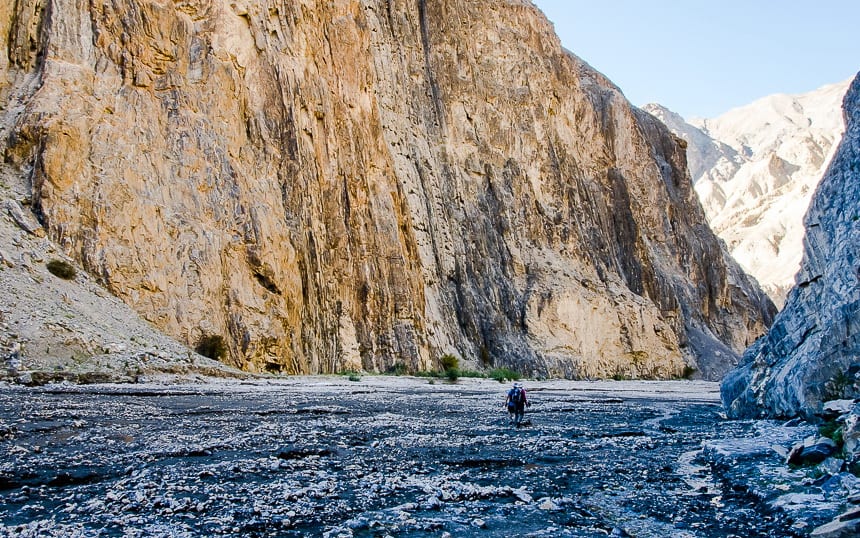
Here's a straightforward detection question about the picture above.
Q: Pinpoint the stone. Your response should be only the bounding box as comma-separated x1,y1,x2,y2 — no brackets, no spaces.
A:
843,405,860,456
800,438,838,465
512,488,533,503
3,200,44,237
538,497,561,511
723,74,860,419
823,400,858,417
819,458,845,476
811,516,860,538
787,437,838,466
0,0,774,378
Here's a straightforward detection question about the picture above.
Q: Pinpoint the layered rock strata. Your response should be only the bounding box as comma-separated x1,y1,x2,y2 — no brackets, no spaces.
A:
0,0,774,378
723,74,860,417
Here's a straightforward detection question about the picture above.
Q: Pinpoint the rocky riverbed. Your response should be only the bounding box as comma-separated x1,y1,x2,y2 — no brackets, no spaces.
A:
0,377,854,537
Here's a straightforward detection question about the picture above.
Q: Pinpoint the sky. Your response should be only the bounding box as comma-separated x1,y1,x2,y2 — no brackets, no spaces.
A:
532,1,860,119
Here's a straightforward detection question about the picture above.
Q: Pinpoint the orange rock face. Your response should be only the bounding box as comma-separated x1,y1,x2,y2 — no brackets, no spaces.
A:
0,0,774,377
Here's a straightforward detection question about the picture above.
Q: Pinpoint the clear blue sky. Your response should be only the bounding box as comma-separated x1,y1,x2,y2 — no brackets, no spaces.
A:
532,1,860,119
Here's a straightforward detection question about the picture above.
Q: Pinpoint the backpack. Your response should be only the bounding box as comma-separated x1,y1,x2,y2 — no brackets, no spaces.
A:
511,387,524,405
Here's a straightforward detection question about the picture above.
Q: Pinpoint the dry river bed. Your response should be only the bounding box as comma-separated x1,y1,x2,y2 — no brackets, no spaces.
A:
0,377,845,537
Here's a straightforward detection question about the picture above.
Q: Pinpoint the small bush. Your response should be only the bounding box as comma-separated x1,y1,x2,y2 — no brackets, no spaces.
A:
386,362,408,376
439,354,460,382
489,367,521,382
459,370,487,379
348,374,361,382
445,368,459,382
196,334,228,361
440,354,459,372
46,259,76,280
819,421,844,445
681,365,697,380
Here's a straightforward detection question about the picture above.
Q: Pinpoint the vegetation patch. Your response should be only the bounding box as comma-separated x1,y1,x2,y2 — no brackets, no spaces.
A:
385,362,408,376
338,370,362,382
819,420,844,446
440,354,459,382
680,365,698,380
489,367,521,382
46,259,76,280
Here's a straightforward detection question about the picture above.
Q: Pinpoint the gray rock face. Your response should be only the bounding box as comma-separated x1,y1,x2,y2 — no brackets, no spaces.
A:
0,0,774,378
722,74,860,418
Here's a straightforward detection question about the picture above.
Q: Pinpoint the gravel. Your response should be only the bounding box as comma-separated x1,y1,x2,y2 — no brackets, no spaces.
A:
0,377,849,537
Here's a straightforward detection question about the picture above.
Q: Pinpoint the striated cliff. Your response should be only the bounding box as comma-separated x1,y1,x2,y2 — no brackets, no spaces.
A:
723,74,860,418
0,0,774,378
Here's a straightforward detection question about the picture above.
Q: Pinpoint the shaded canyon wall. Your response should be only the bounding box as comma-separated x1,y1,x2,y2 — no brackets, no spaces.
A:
723,74,860,417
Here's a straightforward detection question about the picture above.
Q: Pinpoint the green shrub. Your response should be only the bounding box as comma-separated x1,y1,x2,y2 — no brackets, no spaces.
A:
439,354,460,382
459,370,486,378
386,362,408,376
348,374,361,382
819,421,844,445
440,354,459,372
489,367,520,382
195,334,228,361
46,259,76,280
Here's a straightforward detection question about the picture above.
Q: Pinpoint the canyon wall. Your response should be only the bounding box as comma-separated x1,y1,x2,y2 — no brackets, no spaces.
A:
0,0,774,378
723,74,860,417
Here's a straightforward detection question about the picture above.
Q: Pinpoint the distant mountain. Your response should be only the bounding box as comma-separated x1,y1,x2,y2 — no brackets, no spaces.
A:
722,74,860,419
644,79,850,306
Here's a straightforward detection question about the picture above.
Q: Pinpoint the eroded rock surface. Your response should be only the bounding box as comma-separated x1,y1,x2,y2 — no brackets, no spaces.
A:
722,74,860,418
0,0,774,378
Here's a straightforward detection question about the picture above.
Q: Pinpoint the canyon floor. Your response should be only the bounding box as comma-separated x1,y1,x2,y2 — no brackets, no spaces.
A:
0,377,849,537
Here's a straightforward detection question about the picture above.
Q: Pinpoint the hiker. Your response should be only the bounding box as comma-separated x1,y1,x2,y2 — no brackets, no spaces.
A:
505,382,529,426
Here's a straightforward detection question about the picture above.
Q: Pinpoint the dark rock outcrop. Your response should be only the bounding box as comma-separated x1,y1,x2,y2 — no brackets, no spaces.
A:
723,74,860,417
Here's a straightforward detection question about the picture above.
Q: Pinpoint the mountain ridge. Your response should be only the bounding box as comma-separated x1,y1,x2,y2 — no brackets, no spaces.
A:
644,79,850,306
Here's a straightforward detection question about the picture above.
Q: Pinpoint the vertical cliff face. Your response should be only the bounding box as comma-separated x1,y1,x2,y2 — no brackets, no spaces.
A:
0,0,774,378
723,74,860,418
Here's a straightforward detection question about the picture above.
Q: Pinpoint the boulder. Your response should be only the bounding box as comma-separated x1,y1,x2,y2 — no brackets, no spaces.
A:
811,507,860,538
843,405,860,455
787,437,838,466
823,400,858,418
